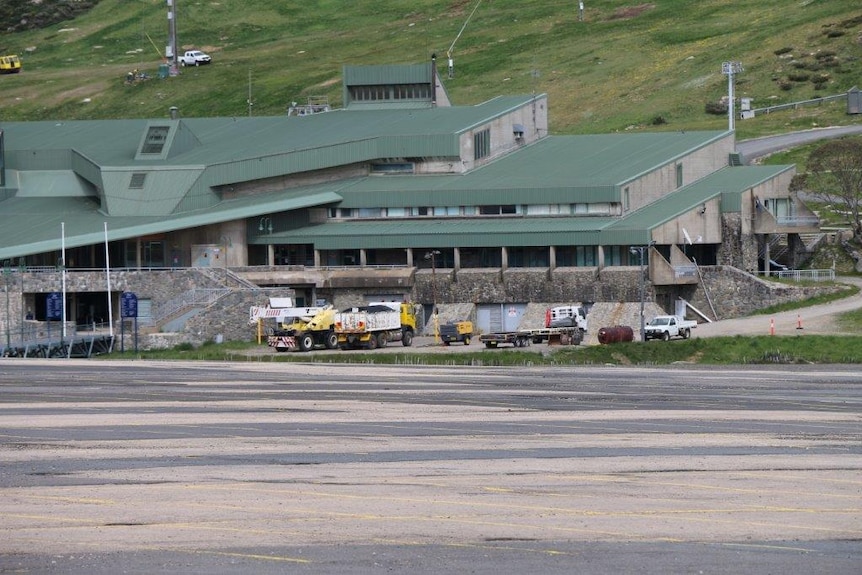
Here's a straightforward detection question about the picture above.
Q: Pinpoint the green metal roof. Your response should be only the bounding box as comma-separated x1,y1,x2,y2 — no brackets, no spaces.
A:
0,187,342,260
264,217,616,249
603,165,793,237
343,63,434,86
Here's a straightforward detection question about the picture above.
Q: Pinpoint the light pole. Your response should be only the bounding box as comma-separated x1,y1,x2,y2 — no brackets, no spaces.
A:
424,250,441,344
721,61,743,132
629,242,654,342
3,262,10,351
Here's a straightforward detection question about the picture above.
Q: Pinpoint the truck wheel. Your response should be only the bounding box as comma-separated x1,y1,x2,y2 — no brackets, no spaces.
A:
325,331,338,349
485,342,496,349
662,331,670,342
463,336,471,345
401,330,413,347
298,334,314,352
443,341,450,346
377,333,388,348
682,328,691,340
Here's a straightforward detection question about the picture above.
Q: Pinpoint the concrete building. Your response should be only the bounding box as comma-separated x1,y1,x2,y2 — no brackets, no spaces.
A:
0,61,821,347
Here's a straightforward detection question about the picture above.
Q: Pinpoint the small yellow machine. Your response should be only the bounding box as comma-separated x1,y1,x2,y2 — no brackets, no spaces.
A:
0,55,22,74
439,321,473,346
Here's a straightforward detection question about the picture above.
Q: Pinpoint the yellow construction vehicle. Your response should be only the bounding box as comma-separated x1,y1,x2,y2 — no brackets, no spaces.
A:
334,302,417,350
269,306,338,352
0,55,22,74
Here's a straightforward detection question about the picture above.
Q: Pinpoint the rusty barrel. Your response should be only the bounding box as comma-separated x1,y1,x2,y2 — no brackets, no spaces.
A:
597,325,634,344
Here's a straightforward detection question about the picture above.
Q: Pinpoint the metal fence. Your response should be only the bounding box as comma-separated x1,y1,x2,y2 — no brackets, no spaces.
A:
758,269,835,282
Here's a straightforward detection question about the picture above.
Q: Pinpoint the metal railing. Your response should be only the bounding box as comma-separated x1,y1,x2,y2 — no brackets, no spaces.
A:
150,288,231,325
750,93,847,115
673,264,698,278
758,269,835,282
775,215,820,227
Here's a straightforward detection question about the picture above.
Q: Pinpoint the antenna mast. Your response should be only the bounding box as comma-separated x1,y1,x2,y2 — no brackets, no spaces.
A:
447,0,483,79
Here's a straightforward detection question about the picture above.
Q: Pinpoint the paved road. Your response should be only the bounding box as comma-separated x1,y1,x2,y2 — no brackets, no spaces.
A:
694,275,862,338
738,124,862,162
0,361,859,574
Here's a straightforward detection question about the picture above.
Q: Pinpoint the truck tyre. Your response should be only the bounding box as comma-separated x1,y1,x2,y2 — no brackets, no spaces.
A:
298,334,314,352
401,330,413,347
325,331,338,349
463,336,471,345
377,332,388,348
443,341,450,346
367,335,378,350
485,342,496,349
662,331,670,342
682,328,691,340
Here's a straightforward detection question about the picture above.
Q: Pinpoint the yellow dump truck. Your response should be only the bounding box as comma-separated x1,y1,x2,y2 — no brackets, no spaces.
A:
334,302,417,350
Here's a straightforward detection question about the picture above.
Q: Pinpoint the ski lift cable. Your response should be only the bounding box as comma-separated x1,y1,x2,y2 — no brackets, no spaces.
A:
447,0,483,59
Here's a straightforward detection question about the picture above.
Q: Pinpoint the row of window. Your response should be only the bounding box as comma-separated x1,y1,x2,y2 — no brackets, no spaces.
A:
318,246,619,268
349,83,432,102
327,203,615,219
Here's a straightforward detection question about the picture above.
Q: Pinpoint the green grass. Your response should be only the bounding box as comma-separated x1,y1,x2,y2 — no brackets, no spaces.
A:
107,333,862,365
1,0,860,137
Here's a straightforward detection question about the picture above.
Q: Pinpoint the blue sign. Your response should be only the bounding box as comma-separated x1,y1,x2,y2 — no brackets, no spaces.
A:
46,292,62,320
121,292,138,318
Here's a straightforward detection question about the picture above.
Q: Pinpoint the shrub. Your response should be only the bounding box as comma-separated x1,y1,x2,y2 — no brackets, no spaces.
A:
788,72,810,82
773,46,793,56
704,101,727,115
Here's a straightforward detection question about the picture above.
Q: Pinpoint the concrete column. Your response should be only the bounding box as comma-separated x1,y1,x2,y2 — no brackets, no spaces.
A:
136,238,142,269
360,249,367,266
597,245,605,270
267,244,275,266
406,249,414,267
501,246,508,270
313,250,321,267
763,234,771,275
549,246,557,270
453,248,461,271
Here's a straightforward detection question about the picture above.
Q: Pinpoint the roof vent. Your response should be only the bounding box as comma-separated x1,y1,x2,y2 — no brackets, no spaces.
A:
169,106,179,120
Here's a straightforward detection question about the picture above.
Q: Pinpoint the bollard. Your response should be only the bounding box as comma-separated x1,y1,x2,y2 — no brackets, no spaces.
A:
797,314,803,330
770,318,775,336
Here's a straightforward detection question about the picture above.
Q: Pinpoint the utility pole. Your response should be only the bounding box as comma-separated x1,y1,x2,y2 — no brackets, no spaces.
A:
629,242,654,342
167,0,178,72
424,250,441,344
721,61,743,132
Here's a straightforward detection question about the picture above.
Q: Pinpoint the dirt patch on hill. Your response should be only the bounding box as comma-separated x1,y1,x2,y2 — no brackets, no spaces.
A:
608,3,655,20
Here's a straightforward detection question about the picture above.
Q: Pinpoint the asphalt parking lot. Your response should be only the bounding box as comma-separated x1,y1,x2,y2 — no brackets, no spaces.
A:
1,361,860,574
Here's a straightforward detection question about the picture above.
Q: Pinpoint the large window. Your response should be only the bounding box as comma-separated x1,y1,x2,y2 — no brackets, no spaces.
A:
474,128,491,160
557,246,597,267
479,205,518,215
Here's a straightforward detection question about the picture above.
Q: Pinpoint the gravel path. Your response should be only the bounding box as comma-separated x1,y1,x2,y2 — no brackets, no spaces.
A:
692,276,862,338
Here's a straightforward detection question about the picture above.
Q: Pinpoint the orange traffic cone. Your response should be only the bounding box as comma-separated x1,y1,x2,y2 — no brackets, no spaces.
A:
797,314,803,330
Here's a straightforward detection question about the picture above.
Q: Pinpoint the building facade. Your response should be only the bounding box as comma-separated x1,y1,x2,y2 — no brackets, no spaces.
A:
0,61,820,344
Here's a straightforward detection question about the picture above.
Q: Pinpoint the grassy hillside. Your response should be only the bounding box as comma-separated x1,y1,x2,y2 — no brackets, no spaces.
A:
0,0,860,137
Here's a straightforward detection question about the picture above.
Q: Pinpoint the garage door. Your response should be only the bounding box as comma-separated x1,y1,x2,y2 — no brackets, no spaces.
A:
476,303,526,333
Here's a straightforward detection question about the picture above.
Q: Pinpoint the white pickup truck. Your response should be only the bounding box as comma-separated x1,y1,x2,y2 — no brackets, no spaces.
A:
644,315,697,341
178,50,211,66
